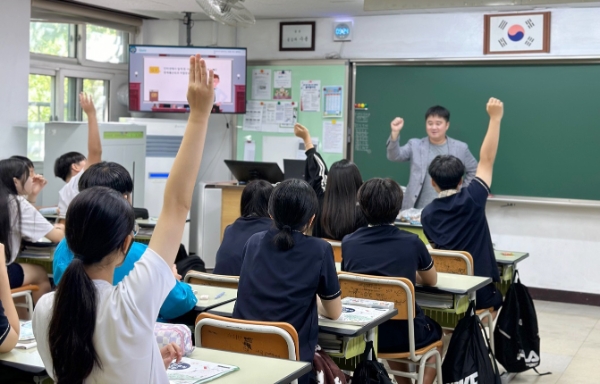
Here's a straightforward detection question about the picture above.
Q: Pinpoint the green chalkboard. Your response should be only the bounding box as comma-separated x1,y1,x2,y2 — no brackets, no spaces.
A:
352,63,600,200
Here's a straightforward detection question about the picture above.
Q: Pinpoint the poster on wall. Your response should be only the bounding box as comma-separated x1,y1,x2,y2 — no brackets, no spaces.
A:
323,86,343,117
251,69,272,100
273,70,292,99
300,80,321,112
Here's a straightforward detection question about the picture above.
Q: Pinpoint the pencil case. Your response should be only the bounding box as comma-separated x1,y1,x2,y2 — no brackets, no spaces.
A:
154,323,194,356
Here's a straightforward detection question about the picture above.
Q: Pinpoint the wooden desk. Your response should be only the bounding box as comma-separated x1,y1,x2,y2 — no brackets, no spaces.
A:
0,347,46,373
416,273,492,297
191,285,237,312
187,348,311,384
494,250,530,265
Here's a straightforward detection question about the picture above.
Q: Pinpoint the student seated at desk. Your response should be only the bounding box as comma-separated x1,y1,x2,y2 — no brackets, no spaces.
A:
0,243,19,353
213,180,273,276
233,179,342,384
10,156,47,207
32,54,212,383
54,93,102,221
52,161,197,321
295,123,367,240
421,98,505,314
0,160,64,303
342,178,442,384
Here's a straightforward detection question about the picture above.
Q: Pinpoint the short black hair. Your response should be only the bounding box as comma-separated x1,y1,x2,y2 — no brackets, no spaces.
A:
78,162,133,195
54,152,86,182
214,74,220,79
425,106,450,122
428,155,465,191
240,180,273,218
10,155,34,170
358,178,403,226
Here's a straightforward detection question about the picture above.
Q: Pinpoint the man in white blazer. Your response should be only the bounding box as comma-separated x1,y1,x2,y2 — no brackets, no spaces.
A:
387,106,478,210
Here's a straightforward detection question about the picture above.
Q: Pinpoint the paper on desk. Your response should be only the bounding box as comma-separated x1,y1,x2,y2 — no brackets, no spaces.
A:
319,305,389,326
168,357,238,384
322,120,344,153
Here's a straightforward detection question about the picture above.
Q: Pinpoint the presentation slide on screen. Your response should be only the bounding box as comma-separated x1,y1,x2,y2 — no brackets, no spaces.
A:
129,46,246,114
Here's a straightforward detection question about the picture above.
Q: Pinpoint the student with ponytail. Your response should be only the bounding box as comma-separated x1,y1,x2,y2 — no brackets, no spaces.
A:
233,179,342,384
32,54,214,383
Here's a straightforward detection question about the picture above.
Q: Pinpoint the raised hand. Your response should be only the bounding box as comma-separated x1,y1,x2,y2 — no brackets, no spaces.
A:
294,123,310,141
390,117,404,140
486,98,504,120
79,93,96,117
186,54,214,116
30,174,47,197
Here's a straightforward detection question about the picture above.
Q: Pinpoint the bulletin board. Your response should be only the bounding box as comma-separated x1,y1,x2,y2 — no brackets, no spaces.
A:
236,60,349,170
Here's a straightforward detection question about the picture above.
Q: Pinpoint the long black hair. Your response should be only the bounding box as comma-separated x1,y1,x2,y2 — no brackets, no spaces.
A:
268,179,318,251
321,159,363,240
0,158,30,262
240,180,274,218
48,186,135,383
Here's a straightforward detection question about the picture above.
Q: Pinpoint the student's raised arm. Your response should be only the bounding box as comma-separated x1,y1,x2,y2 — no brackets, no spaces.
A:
149,55,213,265
476,98,504,188
295,123,327,196
0,244,20,353
80,93,102,170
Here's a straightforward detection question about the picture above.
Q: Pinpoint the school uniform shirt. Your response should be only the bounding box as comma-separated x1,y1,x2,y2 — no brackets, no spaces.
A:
213,216,272,276
303,148,367,240
233,228,341,363
53,239,197,321
57,171,84,219
421,177,500,283
33,248,176,383
8,196,54,264
341,225,442,352
0,300,10,346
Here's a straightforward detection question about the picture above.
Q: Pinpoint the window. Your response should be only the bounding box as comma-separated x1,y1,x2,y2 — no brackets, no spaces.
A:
28,74,55,161
86,25,128,64
64,77,77,121
83,79,110,121
30,22,76,57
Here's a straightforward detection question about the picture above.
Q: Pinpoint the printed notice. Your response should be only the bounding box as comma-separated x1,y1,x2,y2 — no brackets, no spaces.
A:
251,69,271,100
323,120,344,154
242,101,263,131
323,86,343,117
300,80,321,112
273,70,292,99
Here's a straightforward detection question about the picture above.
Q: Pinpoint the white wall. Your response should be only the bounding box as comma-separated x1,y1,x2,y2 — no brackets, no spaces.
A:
0,0,30,157
238,7,600,60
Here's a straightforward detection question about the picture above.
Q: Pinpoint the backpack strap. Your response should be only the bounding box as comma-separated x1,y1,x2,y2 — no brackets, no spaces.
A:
474,308,502,380
513,269,520,283
362,340,377,361
533,368,552,376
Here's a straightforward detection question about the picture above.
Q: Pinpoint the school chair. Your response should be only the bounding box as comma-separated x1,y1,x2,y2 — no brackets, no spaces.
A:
11,284,38,319
195,313,301,384
184,271,239,289
324,239,342,263
428,250,495,350
337,271,443,384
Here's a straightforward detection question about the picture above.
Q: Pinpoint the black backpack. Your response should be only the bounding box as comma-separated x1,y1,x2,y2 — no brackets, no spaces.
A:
494,271,549,375
351,341,392,384
443,301,501,384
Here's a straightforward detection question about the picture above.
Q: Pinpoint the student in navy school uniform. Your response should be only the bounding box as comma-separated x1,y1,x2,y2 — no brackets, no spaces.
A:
421,98,505,315
294,123,367,240
233,179,342,384
342,178,442,384
213,180,273,276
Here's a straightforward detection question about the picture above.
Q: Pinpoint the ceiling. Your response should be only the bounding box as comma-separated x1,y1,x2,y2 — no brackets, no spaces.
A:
69,0,600,20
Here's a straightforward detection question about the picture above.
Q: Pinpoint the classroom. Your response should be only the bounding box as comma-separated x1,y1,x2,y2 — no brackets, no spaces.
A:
1,0,600,383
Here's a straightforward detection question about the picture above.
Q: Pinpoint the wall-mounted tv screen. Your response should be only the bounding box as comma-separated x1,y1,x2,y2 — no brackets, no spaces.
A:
129,45,247,114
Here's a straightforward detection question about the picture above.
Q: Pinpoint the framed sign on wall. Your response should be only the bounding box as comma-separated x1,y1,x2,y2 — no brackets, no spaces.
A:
279,21,316,51
484,12,551,55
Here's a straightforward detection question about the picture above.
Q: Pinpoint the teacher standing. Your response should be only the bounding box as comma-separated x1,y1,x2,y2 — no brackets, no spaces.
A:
387,106,478,210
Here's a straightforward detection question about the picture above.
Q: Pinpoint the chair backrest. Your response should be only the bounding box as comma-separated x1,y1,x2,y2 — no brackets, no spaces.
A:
429,250,474,276
324,239,342,263
10,284,39,295
184,271,239,289
133,207,149,220
195,313,300,361
337,271,420,359
337,271,415,321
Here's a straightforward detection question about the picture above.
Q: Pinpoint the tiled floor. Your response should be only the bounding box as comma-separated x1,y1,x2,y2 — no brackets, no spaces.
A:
498,300,600,383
